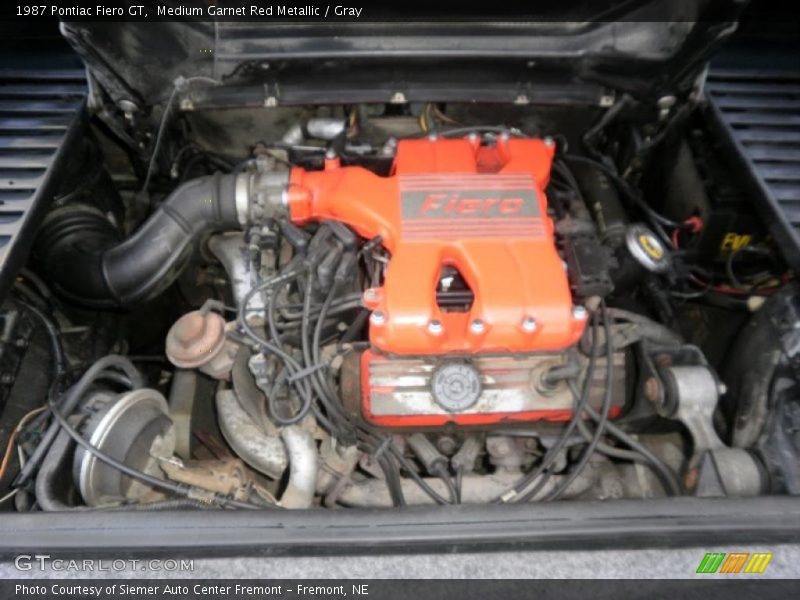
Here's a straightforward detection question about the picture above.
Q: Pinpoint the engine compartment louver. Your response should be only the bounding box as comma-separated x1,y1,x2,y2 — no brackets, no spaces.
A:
707,68,800,270
0,69,85,300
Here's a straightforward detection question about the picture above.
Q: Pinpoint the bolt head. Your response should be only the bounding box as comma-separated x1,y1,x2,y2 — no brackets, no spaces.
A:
364,288,379,302
543,136,555,147
685,468,699,490
600,95,615,107
427,319,443,335
493,440,512,456
325,149,337,160
644,377,660,402
370,311,385,325
470,319,485,334
521,316,538,332
655,354,673,367
572,306,588,320
657,95,677,109
436,436,458,455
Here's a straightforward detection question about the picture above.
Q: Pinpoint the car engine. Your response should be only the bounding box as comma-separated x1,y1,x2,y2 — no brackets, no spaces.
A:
1,14,798,514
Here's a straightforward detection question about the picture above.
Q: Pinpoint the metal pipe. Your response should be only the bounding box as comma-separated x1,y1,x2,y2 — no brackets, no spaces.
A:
215,390,287,479
279,426,318,509
336,470,597,507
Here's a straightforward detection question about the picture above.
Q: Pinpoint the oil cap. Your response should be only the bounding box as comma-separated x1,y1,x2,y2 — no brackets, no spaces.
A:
431,362,482,412
625,223,670,273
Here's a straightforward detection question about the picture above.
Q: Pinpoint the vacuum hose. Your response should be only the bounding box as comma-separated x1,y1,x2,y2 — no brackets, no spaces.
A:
37,173,242,305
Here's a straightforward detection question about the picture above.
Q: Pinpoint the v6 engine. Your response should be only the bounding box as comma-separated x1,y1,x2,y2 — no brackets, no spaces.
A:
278,137,591,426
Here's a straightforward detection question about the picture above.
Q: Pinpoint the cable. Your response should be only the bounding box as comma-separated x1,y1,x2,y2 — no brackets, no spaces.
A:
300,272,355,439
0,489,17,505
583,406,681,497
574,412,643,462
19,269,53,304
518,306,681,501
513,365,599,502
311,280,354,418
46,396,267,510
310,285,340,398
380,452,406,507
238,267,344,435
14,354,143,487
0,406,47,482
276,293,362,321
238,270,317,419
404,125,529,140
560,154,681,244
582,94,633,163
436,465,459,505
140,76,221,193
497,311,601,503
725,245,773,291
266,369,308,427
265,279,315,426
543,301,614,501
15,299,66,396
361,434,405,507
389,443,452,505
567,379,681,496
141,84,180,193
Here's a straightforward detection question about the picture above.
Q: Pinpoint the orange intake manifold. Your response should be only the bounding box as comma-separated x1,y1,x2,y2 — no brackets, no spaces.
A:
286,136,586,356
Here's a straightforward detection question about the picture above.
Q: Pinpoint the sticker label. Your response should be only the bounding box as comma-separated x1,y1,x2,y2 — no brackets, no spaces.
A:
720,232,752,252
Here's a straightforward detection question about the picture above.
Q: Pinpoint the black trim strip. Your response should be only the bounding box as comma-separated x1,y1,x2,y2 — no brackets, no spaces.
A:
2,497,800,557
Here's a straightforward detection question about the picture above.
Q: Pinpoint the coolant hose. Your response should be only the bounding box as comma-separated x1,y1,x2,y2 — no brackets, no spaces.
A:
38,172,242,305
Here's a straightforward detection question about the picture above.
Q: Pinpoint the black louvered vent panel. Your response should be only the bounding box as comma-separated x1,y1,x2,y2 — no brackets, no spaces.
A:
707,69,800,269
0,70,85,297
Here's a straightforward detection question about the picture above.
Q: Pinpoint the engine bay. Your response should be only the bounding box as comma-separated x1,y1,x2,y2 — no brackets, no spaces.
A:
1,15,799,515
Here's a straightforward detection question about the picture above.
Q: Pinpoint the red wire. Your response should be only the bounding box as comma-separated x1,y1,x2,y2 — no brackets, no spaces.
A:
688,273,780,296
671,216,704,250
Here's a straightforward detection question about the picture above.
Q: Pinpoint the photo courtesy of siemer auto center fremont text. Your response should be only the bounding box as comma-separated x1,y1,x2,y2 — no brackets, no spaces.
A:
0,0,799,597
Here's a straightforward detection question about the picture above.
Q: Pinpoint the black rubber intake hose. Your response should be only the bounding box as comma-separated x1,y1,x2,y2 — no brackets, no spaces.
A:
37,173,241,306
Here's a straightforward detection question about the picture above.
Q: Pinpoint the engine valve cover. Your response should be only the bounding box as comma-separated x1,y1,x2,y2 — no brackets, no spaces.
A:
288,137,585,355
345,351,625,427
